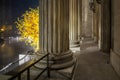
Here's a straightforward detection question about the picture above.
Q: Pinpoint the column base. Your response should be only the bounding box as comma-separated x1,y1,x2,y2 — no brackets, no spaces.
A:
70,40,80,47
34,50,74,70
51,50,74,69
80,37,95,50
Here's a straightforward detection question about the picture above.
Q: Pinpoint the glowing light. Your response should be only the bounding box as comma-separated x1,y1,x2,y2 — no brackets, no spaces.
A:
0,25,6,32
1,28,5,32
15,7,39,51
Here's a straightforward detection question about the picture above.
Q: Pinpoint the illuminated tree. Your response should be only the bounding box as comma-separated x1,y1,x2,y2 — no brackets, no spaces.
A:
15,7,39,51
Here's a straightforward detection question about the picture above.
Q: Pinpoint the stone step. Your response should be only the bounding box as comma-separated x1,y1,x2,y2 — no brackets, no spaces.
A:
51,59,75,70
53,51,73,60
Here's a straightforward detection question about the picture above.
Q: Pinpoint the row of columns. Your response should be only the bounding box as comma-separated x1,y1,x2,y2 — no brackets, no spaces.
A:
69,0,94,47
39,0,74,69
92,0,111,53
93,0,111,52
69,0,82,47
38,0,96,69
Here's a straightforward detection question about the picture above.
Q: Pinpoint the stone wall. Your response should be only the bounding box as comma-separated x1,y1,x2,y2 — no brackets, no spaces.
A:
111,0,120,77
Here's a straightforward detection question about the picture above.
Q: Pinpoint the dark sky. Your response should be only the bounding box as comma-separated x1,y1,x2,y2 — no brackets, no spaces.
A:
0,0,39,26
12,0,39,20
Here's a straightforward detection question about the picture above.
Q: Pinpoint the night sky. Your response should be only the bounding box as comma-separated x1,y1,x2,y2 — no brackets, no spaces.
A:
0,0,39,26
12,0,39,21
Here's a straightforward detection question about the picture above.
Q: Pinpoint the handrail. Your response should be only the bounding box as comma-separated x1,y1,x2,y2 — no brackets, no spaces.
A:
8,53,50,80
0,50,33,73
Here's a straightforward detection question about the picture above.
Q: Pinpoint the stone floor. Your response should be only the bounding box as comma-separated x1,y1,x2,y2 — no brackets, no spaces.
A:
73,46,120,80
18,45,120,80
0,39,120,80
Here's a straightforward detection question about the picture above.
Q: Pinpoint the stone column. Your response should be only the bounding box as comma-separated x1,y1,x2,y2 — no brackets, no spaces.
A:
93,0,102,45
39,0,74,69
101,0,111,53
78,0,82,40
81,0,93,38
69,0,80,47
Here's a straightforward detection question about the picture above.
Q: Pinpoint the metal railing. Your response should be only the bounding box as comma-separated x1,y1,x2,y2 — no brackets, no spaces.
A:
8,52,50,80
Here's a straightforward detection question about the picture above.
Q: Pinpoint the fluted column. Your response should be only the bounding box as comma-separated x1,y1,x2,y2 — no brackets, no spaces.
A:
78,0,82,40
39,0,74,69
93,1,102,46
69,0,80,47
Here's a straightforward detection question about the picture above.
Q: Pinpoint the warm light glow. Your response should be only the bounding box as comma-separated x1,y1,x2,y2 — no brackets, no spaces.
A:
15,7,39,51
0,25,6,32
0,25,12,32
1,28,5,32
